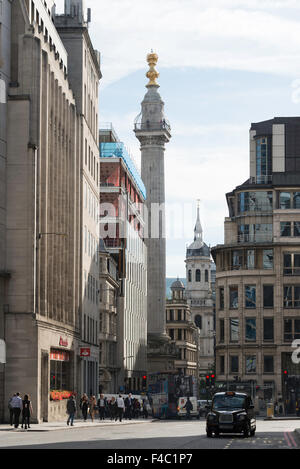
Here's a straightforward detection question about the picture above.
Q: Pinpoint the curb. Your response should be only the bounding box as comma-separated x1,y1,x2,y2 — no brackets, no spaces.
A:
0,419,157,432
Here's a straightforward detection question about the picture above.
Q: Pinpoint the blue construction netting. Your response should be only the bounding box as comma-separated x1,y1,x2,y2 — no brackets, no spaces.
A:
100,142,146,200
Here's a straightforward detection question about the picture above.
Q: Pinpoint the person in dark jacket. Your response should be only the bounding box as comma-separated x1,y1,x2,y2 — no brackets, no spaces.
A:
97,394,107,420
21,395,33,430
67,395,76,426
183,397,193,420
80,394,89,421
108,397,117,421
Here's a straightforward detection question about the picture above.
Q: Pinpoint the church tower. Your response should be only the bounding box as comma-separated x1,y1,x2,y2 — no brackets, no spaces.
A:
134,52,171,345
185,202,215,374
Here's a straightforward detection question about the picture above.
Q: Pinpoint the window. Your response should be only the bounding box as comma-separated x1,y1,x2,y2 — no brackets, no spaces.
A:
294,193,300,209
284,319,300,342
245,285,256,308
247,250,255,269
232,250,243,269
263,249,273,269
230,318,239,342
263,285,274,308
280,192,291,209
219,287,224,310
169,329,174,340
205,270,209,283
283,286,300,308
220,356,225,374
294,222,300,237
245,318,256,341
264,356,274,373
188,270,192,282
256,137,272,183
229,286,238,309
220,319,225,343
238,191,273,213
177,310,182,321
195,315,202,329
196,269,201,282
230,356,239,373
178,329,182,340
246,356,256,374
169,309,174,321
283,253,300,276
281,222,291,237
263,318,274,341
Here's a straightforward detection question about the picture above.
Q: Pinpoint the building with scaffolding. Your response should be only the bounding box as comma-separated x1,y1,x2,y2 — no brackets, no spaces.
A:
99,125,147,393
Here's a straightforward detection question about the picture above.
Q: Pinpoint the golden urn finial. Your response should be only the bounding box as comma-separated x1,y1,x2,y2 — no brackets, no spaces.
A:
146,51,159,86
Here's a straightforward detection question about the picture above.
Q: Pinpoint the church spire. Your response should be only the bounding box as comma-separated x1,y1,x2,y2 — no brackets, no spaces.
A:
194,200,203,243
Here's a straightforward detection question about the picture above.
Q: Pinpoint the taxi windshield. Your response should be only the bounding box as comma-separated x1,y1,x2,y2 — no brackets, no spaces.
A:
212,395,246,410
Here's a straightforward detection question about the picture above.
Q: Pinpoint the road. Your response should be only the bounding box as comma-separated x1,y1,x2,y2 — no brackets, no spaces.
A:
0,418,299,450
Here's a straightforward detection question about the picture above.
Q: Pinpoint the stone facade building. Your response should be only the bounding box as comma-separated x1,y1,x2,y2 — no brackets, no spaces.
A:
212,117,300,413
0,0,101,423
185,204,215,375
166,280,198,378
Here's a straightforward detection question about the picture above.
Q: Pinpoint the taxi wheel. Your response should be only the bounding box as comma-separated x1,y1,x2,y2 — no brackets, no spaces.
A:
243,422,251,438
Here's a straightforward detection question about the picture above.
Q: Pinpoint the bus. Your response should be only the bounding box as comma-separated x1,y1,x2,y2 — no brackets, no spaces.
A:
148,373,196,419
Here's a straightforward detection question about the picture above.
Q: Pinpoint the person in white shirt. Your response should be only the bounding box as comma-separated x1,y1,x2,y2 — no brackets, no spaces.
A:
11,392,22,428
116,395,125,422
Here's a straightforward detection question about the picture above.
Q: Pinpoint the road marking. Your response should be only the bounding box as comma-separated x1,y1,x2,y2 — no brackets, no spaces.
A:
283,432,296,448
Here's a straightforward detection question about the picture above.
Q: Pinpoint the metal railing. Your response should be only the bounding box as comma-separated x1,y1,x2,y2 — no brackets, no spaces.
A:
249,175,272,185
134,121,171,133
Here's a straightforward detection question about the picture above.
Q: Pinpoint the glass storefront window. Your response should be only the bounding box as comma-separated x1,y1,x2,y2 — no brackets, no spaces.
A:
245,285,256,308
245,318,256,341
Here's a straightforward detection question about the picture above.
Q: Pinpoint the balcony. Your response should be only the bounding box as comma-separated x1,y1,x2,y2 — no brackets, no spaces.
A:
134,120,171,133
249,175,272,185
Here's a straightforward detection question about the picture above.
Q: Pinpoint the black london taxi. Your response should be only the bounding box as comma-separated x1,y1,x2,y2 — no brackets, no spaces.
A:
206,391,256,438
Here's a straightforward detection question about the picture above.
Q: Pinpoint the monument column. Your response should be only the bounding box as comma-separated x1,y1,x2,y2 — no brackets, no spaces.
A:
134,52,171,344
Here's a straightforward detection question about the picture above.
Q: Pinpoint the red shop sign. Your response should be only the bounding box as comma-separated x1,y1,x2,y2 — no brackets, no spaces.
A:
80,348,90,357
59,337,68,347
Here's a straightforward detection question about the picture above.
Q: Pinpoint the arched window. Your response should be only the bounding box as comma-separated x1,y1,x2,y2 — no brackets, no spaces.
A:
205,270,209,282
188,270,192,282
196,269,201,282
195,315,202,329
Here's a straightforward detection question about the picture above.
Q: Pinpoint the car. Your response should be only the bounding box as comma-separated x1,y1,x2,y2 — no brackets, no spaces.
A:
206,391,256,438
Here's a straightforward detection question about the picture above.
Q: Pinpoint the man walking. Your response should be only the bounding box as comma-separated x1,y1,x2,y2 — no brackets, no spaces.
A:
11,392,22,428
116,395,125,422
183,397,193,420
98,394,107,420
125,393,134,420
66,395,76,426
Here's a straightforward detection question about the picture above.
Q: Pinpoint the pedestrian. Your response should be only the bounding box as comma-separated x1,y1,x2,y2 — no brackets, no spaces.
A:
116,394,125,422
142,400,148,419
183,397,193,420
125,393,134,420
109,397,117,421
134,398,141,419
66,395,76,426
21,395,33,430
89,395,97,422
8,394,16,426
97,394,107,420
10,392,22,428
80,393,89,421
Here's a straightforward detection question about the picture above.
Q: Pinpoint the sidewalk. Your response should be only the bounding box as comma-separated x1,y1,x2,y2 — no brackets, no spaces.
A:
0,418,156,432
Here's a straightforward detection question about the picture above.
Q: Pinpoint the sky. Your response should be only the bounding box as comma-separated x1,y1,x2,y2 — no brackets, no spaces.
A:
56,0,300,277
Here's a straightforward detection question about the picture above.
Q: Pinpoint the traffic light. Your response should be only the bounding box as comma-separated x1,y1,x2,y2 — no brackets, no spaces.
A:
142,375,147,390
206,375,210,387
211,374,215,387
283,370,288,384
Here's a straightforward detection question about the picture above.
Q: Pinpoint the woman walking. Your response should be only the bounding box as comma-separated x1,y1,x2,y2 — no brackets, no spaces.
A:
89,395,97,422
109,396,117,421
21,395,33,430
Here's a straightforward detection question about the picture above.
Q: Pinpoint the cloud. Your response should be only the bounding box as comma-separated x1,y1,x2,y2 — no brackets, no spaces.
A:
56,0,300,86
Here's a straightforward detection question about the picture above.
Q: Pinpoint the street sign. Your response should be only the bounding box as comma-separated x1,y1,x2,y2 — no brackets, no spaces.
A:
80,347,90,357
0,339,6,364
